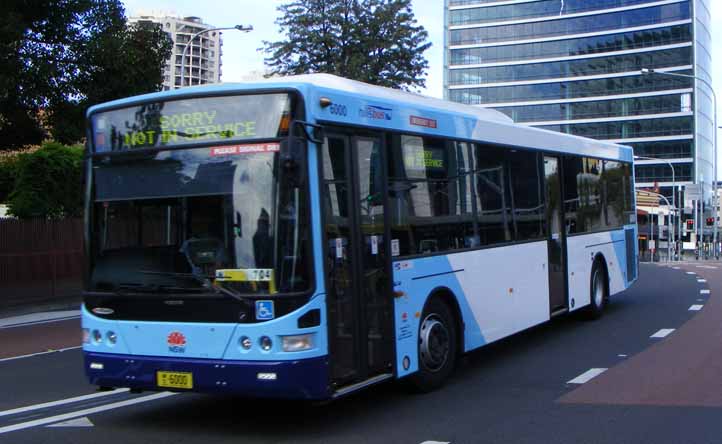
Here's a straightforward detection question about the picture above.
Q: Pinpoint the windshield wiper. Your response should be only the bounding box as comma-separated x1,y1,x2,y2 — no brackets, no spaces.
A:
137,270,252,305
115,283,206,295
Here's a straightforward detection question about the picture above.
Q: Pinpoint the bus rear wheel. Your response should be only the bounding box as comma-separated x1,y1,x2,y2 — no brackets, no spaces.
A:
408,297,458,392
586,261,608,320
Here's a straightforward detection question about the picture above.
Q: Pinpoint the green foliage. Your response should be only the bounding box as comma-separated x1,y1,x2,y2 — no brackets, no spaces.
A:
0,154,21,203
264,0,431,90
6,142,84,219
0,1,173,149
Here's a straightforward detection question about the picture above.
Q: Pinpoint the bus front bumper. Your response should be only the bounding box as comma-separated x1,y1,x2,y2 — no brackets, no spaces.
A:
84,352,330,400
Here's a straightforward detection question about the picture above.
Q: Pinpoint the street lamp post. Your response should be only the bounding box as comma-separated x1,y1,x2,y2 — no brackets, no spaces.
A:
178,25,253,89
641,68,718,259
635,156,677,259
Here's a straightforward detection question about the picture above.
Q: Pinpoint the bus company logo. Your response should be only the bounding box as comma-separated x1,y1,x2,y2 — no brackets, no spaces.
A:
359,105,392,121
167,331,187,353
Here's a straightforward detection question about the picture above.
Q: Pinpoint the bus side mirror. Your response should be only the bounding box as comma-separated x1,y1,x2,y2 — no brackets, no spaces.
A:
280,120,324,179
280,136,304,172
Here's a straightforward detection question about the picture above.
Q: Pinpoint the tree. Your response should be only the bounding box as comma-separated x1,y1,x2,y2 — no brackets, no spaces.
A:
264,0,430,90
0,0,172,149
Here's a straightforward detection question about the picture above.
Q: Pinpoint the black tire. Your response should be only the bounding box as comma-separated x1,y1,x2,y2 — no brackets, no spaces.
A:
408,297,458,392
586,261,608,320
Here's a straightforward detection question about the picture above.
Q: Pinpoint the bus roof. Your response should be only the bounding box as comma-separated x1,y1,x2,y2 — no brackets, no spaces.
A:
87,74,633,162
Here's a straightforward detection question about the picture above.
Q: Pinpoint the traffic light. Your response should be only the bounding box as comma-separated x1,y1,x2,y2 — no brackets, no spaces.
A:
707,217,715,226
686,219,695,231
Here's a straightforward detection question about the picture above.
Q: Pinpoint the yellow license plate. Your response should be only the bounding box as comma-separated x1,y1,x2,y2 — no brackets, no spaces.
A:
156,371,193,389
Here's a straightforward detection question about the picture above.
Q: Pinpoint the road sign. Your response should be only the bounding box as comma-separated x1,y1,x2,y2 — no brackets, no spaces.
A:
686,184,702,201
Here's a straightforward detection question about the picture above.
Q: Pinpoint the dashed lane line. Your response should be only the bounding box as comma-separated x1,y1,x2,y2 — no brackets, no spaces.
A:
701,289,711,295
0,392,177,434
686,272,697,275
0,388,128,418
650,329,675,339
698,279,707,283
567,368,607,384
689,305,704,311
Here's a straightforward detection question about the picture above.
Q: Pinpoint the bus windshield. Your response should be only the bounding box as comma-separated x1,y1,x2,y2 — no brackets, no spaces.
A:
88,95,311,297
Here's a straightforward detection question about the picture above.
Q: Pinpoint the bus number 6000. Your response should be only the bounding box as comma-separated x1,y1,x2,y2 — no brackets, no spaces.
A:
329,104,347,116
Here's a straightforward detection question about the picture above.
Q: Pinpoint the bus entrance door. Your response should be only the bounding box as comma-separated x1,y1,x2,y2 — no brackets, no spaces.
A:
322,131,394,389
543,156,568,313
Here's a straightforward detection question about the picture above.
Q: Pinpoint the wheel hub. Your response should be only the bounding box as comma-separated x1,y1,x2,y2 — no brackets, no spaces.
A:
419,315,450,372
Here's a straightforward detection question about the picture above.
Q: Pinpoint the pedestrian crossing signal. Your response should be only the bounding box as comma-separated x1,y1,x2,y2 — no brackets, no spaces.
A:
686,220,695,231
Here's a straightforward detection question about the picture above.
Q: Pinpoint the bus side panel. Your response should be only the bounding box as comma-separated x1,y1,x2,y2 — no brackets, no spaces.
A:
392,241,550,379
565,228,632,312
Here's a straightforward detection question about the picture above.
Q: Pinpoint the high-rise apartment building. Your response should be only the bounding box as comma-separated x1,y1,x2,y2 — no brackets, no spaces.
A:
444,0,714,206
130,13,223,90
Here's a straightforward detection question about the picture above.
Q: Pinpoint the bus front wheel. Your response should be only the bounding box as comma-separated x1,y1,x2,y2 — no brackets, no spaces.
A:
408,297,458,392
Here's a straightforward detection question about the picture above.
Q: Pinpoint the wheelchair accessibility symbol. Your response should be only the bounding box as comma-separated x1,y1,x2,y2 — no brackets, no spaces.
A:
256,300,275,320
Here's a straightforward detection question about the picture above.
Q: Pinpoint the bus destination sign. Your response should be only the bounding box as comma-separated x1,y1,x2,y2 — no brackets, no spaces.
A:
91,94,291,153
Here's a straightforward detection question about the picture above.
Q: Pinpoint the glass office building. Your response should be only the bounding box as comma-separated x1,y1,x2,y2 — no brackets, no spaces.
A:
444,0,714,206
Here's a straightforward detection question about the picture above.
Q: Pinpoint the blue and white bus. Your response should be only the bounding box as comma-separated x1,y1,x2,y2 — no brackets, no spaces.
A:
82,74,638,399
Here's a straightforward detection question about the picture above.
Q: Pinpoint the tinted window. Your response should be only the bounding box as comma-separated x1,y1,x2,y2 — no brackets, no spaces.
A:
564,156,633,234
450,24,691,65
506,150,545,240
449,0,663,26
388,136,476,256
449,72,693,105
473,144,514,245
449,3,690,45
448,47,692,85
604,160,634,227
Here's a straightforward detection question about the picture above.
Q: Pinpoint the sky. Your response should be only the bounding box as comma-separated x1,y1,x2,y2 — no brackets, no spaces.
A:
122,0,445,96
122,0,721,169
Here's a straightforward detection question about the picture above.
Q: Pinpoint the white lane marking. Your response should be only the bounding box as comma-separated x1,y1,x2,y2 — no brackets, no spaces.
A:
46,417,94,428
567,368,607,384
420,441,450,444
673,267,681,270
0,388,128,418
686,272,697,275
689,305,704,311
0,310,80,329
698,279,707,283
0,392,176,435
696,265,718,269
698,299,706,302
651,329,675,338
701,289,711,294
0,346,82,363
618,354,628,358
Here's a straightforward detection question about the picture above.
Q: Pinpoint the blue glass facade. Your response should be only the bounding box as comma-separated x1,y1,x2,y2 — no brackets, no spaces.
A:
445,0,714,206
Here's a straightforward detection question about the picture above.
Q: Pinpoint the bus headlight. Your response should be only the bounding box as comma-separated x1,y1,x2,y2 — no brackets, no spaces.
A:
240,336,252,350
92,329,103,344
106,331,117,345
281,334,314,352
259,336,273,351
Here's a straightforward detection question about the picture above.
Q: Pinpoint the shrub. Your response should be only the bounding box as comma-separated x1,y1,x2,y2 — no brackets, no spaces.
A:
7,141,85,219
